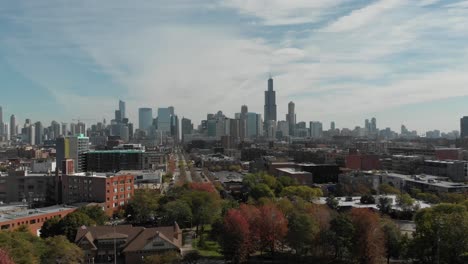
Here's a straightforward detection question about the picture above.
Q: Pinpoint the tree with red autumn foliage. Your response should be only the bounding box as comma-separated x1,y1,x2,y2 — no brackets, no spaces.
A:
237,204,261,253
0,248,14,264
221,209,252,263
349,208,385,264
257,204,288,255
189,182,217,193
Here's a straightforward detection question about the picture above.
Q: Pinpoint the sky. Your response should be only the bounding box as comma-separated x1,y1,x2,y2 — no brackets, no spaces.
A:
1,0,468,133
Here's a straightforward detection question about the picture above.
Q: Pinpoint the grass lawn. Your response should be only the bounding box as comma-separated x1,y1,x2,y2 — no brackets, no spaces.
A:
191,225,223,258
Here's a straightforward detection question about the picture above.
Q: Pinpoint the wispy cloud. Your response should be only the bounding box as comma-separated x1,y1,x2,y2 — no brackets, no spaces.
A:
1,0,468,131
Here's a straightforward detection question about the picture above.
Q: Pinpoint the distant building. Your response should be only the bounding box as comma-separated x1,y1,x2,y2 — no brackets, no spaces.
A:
286,101,296,136
138,108,153,133
346,154,381,171
56,135,90,173
264,77,277,132
84,150,145,172
119,100,126,120
310,122,323,138
460,116,468,138
157,108,171,135
181,118,193,143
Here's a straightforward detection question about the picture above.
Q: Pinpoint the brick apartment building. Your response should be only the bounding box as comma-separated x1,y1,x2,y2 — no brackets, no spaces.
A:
60,173,134,216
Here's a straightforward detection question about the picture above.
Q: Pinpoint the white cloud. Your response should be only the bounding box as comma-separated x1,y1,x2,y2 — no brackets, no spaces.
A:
221,0,345,25
446,1,468,8
321,0,405,32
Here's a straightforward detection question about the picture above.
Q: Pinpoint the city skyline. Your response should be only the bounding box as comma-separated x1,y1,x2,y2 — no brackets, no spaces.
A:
1,1,468,131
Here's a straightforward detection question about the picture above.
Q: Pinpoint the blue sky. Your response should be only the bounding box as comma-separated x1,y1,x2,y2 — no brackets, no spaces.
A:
1,0,468,133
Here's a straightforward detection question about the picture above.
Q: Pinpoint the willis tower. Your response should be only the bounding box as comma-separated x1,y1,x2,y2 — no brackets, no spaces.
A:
264,76,277,132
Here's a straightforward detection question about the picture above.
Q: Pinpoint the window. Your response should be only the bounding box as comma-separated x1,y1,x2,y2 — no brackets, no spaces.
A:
114,188,117,192
120,188,124,192
127,186,131,190
119,201,125,206
113,196,117,200
120,194,124,199
120,180,125,184
113,182,117,186
127,193,131,198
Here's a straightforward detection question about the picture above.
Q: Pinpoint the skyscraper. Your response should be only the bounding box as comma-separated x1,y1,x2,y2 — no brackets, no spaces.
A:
371,117,377,133
0,106,3,136
138,108,153,132
286,101,296,136
35,121,43,145
10,114,16,138
310,121,323,138
119,100,126,120
181,118,193,143
157,108,171,135
461,116,468,138
240,105,248,140
247,112,258,138
331,121,335,130
264,77,277,131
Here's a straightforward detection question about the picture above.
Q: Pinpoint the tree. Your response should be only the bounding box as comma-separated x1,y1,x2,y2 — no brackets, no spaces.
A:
349,208,385,264
250,183,274,200
41,236,84,264
378,184,401,195
126,189,160,225
286,210,319,256
182,190,221,236
161,200,193,227
59,212,96,241
281,186,323,201
0,248,15,264
221,209,252,263
40,216,62,238
410,203,468,264
378,197,393,214
189,182,216,193
278,175,297,187
257,204,288,255
381,219,402,264
397,194,415,212
238,204,261,253
360,194,376,204
327,214,355,260
0,228,45,264
77,205,108,225
326,195,339,211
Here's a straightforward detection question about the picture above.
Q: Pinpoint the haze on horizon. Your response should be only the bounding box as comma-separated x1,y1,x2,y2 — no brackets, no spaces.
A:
1,0,468,133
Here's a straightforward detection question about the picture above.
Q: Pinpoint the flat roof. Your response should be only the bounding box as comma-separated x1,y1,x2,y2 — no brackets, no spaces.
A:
276,167,312,175
88,150,144,154
384,173,468,189
0,204,77,223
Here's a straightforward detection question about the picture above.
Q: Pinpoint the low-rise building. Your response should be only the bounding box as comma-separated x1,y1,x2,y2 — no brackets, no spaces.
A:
60,173,134,216
275,168,313,186
0,204,76,236
423,160,468,182
381,172,468,193
75,223,182,264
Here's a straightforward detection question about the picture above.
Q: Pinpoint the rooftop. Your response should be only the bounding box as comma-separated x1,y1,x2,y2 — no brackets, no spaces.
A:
276,167,312,175
0,204,77,223
88,149,144,154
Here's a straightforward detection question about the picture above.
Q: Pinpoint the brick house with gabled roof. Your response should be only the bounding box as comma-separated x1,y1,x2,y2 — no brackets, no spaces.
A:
75,222,182,264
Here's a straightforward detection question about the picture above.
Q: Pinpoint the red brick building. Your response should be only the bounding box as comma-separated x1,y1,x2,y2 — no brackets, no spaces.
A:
0,204,76,236
435,148,461,160
346,154,381,171
61,173,134,216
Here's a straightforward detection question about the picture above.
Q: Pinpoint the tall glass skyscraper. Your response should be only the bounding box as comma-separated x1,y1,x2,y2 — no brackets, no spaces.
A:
138,108,153,132
119,100,126,120
157,108,171,134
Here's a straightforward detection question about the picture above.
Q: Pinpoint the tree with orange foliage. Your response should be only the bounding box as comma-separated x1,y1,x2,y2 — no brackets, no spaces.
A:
238,204,261,253
257,204,288,255
189,182,216,193
349,208,385,264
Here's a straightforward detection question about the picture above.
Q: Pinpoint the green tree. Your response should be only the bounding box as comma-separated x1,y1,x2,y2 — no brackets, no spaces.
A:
326,195,339,211
250,183,275,200
378,184,401,195
40,216,62,238
281,186,323,201
410,203,468,264
0,228,45,264
41,235,84,264
77,205,108,225
277,175,297,187
378,197,393,214
161,200,193,227
60,212,96,241
182,190,221,236
381,219,402,264
360,194,376,204
126,189,160,225
286,210,319,256
327,214,355,260
397,194,415,211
